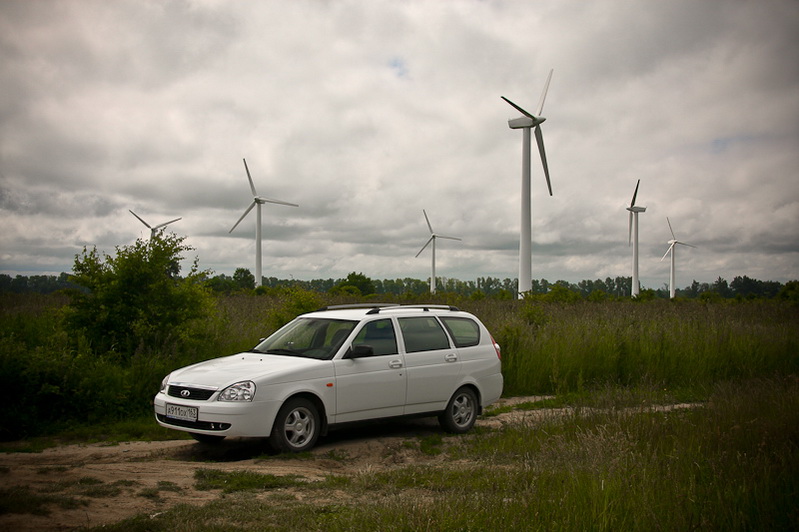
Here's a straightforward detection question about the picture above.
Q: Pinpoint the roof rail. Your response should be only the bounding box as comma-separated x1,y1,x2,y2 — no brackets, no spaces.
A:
366,304,461,315
315,303,399,312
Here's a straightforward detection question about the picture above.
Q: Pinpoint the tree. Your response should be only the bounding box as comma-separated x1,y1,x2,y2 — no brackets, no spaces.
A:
65,233,214,359
233,268,256,291
333,272,375,296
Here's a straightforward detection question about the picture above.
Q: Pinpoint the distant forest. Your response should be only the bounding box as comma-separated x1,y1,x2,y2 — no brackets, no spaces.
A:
1,270,794,301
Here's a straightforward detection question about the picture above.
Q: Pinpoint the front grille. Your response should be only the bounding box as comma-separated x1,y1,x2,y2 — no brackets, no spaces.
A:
157,414,230,431
167,385,216,401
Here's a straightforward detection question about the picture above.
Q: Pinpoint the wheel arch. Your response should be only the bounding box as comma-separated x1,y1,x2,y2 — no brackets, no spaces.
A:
277,391,329,436
453,382,483,416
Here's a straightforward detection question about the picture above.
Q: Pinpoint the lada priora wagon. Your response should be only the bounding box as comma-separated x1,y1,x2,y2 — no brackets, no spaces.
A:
154,304,503,452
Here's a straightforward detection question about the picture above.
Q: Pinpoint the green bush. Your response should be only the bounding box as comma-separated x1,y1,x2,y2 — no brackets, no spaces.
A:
63,233,215,360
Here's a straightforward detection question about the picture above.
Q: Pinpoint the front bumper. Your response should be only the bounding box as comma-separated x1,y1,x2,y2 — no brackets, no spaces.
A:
153,392,282,438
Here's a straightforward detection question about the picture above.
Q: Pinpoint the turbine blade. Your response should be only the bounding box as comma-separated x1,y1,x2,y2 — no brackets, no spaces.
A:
415,236,434,258
631,179,640,207
536,68,554,116
534,126,553,195
152,217,182,230
438,235,462,241
628,211,633,245
661,243,675,261
676,241,697,249
501,96,535,120
129,210,152,229
667,217,675,239
423,209,433,234
229,201,256,233
243,158,258,197
261,197,299,208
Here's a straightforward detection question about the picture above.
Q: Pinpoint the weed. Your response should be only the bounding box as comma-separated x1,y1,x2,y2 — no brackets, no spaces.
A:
194,468,305,493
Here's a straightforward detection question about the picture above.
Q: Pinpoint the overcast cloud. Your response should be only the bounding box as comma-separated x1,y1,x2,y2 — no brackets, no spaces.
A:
1,0,798,289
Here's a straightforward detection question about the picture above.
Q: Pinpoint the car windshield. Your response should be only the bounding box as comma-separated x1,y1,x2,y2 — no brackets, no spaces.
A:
252,318,357,360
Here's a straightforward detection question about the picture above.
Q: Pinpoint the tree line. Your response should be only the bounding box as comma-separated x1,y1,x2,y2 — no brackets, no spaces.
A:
2,269,794,301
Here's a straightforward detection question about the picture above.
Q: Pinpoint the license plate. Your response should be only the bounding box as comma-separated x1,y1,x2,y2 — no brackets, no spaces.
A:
166,403,198,422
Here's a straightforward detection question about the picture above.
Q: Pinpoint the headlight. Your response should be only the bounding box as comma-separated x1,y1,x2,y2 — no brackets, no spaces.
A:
218,381,256,402
160,374,171,393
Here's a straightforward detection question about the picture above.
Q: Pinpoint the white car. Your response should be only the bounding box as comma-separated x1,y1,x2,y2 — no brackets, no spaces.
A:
154,304,503,452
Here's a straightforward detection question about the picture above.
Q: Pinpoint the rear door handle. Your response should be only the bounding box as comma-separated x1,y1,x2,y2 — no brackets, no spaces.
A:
444,353,458,363
389,359,403,369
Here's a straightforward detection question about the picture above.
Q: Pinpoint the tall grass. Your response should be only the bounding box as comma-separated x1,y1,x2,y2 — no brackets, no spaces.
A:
1,292,797,440
490,300,799,395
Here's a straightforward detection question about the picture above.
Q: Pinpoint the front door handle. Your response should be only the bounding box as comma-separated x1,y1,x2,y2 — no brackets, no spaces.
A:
389,359,403,369
444,353,458,363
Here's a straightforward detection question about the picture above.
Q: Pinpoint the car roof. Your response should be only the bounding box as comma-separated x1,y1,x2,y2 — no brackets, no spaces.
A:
299,304,468,321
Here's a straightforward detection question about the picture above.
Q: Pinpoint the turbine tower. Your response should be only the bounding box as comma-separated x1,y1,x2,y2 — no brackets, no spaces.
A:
502,69,554,297
661,217,696,299
626,180,646,297
129,210,181,239
229,158,298,287
414,209,461,294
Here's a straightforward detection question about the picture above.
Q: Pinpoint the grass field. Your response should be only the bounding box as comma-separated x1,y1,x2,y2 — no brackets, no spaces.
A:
1,292,797,529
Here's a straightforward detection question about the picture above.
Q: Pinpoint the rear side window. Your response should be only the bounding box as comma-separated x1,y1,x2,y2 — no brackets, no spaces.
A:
398,317,450,353
440,317,481,347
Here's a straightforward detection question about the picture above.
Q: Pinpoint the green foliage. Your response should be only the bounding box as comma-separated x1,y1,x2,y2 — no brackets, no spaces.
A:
232,268,255,291
2,291,798,442
64,233,215,359
331,272,375,296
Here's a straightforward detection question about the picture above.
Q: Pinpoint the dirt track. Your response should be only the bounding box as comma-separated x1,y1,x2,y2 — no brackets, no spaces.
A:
0,397,697,530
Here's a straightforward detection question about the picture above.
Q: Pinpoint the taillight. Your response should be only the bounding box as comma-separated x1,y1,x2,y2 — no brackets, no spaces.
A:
491,335,501,360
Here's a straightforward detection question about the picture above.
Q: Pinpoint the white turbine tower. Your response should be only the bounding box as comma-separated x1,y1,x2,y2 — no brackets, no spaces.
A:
502,69,554,297
129,210,181,239
626,180,646,298
415,210,461,294
661,217,696,299
229,158,298,287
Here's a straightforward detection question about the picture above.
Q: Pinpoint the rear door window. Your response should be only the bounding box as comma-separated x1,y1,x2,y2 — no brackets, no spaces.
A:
398,317,450,352
440,317,480,347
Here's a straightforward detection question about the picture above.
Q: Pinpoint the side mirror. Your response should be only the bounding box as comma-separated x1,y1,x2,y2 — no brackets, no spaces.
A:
346,344,374,359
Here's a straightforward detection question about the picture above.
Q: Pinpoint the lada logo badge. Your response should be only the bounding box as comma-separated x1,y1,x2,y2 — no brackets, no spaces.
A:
180,389,191,397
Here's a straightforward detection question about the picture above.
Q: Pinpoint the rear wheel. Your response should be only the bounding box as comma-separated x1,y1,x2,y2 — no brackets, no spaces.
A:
438,387,478,433
269,397,320,453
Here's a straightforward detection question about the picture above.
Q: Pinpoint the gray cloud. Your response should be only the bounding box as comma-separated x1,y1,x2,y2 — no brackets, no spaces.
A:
1,0,797,286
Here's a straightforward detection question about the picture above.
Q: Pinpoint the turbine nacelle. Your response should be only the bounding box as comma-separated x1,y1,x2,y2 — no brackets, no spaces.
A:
129,209,181,238
507,114,546,130
626,206,647,213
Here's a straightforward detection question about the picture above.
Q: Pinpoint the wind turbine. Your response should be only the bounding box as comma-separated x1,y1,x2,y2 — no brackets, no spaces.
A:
414,209,461,294
502,68,554,297
626,179,646,297
661,217,696,299
229,158,298,287
129,210,181,239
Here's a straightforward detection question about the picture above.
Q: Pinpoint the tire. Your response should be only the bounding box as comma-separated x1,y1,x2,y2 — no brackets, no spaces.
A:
269,397,320,453
190,433,225,444
438,387,478,434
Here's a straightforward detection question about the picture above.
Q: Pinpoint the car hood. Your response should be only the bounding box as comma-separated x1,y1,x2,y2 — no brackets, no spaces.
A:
168,352,331,388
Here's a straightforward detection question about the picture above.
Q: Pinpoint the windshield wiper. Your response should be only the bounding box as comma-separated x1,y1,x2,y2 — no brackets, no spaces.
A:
263,348,305,357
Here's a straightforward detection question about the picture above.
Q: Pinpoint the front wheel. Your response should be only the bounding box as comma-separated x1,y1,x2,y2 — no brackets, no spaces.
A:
438,387,478,433
269,397,320,453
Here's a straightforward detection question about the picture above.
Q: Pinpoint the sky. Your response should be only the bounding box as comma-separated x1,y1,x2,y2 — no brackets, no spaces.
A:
1,0,798,290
